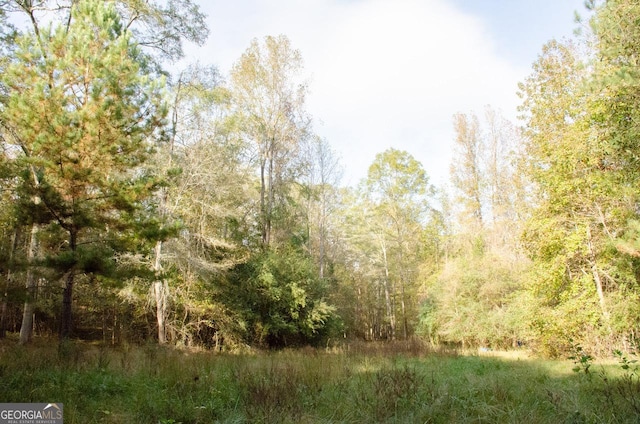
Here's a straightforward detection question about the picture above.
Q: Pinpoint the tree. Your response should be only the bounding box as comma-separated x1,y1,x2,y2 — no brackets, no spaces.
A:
0,1,15,54
333,188,384,339
588,0,640,349
367,149,431,339
146,63,254,346
419,106,531,350
516,28,640,354
229,35,310,247
302,136,343,279
3,0,207,344
483,107,523,227
451,113,484,231
0,0,166,340
0,185,18,339
223,245,336,347
7,0,208,62
517,39,604,354
349,149,432,340
590,0,640,188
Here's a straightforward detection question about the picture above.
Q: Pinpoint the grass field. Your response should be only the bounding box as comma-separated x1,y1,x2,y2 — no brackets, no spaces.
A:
1,337,639,423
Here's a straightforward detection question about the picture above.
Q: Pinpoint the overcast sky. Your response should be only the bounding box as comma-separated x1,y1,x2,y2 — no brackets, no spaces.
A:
184,0,587,187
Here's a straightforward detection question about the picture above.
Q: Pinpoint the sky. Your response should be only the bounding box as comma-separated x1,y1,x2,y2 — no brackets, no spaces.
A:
184,0,587,187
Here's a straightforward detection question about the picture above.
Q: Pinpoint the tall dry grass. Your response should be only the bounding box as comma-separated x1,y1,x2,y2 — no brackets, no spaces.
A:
1,336,639,423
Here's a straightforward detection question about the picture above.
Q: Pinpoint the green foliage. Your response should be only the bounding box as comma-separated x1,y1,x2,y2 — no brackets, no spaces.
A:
229,35,310,248
6,0,208,64
419,253,529,349
223,245,337,347
367,148,431,205
337,148,434,340
2,0,166,252
0,0,167,339
513,0,640,356
569,339,594,375
606,350,640,415
5,0,640,356
571,349,640,416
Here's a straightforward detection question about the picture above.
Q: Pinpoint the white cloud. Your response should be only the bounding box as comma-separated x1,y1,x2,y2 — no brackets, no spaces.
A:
189,0,530,187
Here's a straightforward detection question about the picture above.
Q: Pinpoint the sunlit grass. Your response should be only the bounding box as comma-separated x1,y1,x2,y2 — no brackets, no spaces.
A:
1,336,639,423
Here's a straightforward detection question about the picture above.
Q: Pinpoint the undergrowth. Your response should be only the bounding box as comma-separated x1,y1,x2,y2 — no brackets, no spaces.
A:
570,341,640,420
1,337,639,423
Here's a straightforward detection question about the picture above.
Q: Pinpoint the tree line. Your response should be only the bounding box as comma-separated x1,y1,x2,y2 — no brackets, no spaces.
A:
0,0,638,356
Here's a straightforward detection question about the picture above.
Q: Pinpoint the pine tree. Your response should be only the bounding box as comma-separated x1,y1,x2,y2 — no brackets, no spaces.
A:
0,0,166,340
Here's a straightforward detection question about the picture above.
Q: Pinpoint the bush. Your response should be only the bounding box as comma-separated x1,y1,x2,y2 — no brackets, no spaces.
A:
222,244,337,348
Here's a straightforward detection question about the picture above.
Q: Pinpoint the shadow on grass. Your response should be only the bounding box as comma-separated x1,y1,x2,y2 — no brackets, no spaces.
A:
0,337,638,423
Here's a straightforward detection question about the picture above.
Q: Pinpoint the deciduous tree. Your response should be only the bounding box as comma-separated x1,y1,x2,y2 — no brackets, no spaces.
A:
229,35,310,247
451,113,484,231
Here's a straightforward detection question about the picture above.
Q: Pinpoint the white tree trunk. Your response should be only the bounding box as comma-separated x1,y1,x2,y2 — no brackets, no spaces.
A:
0,229,18,339
153,240,168,344
380,237,395,340
19,224,39,344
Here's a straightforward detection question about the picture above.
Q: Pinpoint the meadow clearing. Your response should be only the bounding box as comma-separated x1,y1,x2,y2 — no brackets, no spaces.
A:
1,338,639,423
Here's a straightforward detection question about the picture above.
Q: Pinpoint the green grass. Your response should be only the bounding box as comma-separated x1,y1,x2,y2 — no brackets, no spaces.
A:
1,337,639,423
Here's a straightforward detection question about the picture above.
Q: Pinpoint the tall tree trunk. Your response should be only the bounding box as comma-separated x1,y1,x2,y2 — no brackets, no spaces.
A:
154,281,168,344
380,236,395,340
266,150,274,246
319,187,327,279
59,270,75,339
19,224,39,344
59,231,78,340
153,240,168,344
319,222,325,279
258,140,275,247
0,286,7,339
395,224,409,340
260,156,269,246
20,166,42,344
400,279,408,340
0,229,19,339
586,225,610,326
151,81,179,345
